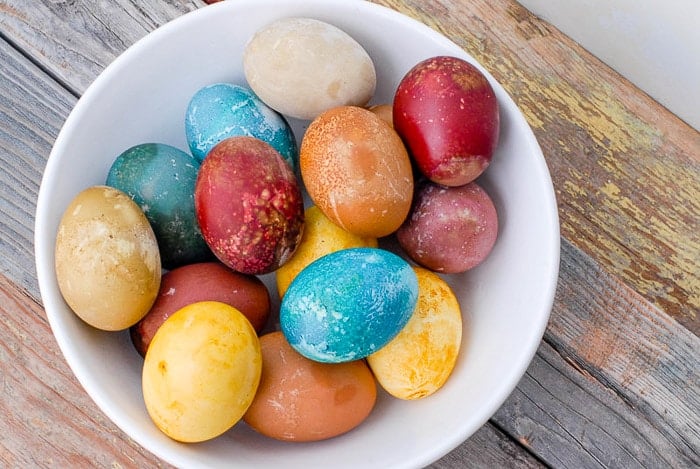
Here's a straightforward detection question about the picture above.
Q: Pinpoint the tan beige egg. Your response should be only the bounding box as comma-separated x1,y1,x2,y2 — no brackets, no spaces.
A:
300,106,414,238
54,185,161,331
244,17,376,120
367,266,462,399
244,331,376,442
275,205,378,298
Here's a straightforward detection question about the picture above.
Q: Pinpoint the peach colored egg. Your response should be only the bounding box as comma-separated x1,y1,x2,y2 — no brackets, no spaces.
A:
368,103,393,127
300,106,413,238
244,331,376,442
367,267,462,399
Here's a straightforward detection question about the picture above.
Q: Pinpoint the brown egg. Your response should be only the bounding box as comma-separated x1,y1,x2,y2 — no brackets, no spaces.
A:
243,331,377,442
368,103,393,127
300,106,413,238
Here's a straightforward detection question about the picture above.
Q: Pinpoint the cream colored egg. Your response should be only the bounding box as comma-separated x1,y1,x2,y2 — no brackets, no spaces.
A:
367,267,462,399
54,185,161,331
142,301,262,443
244,17,376,120
276,205,378,298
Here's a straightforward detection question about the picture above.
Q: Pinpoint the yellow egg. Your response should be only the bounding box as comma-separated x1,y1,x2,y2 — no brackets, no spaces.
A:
142,301,262,443
54,185,161,331
276,205,377,298
367,267,462,399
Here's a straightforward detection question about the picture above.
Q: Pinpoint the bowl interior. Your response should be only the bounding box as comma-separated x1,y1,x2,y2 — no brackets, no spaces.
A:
35,1,560,467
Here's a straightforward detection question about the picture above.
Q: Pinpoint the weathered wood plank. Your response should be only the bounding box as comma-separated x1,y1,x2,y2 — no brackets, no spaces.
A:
441,239,699,469
0,0,203,95
0,37,75,299
0,273,167,468
369,0,699,335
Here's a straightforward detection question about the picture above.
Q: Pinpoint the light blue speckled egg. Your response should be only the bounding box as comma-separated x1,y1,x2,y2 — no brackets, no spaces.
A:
185,83,297,168
280,247,418,363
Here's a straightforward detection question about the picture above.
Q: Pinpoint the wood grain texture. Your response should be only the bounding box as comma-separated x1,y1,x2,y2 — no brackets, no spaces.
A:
0,37,74,298
369,0,700,335
0,273,167,468
494,244,699,468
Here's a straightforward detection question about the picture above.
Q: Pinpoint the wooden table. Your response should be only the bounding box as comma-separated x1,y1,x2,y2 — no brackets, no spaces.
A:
1,1,698,467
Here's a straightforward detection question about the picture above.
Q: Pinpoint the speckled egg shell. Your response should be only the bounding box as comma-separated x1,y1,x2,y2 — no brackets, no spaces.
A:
280,247,418,363
300,106,414,238
194,136,305,275
106,143,212,269
367,267,462,399
185,83,297,168
54,185,161,331
244,17,376,120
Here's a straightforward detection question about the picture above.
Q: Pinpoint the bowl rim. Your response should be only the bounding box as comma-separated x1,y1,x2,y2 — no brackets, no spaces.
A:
34,0,560,467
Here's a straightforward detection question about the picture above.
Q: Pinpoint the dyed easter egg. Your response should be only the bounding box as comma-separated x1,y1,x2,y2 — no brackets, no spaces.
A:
130,262,271,357
275,205,378,299
142,301,262,443
195,136,304,275
393,56,500,186
244,18,376,120
106,143,211,269
54,186,161,331
397,180,498,273
367,267,462,399
300,106,414,238
185,83,297,168
280,247,418,363
244,331,377,442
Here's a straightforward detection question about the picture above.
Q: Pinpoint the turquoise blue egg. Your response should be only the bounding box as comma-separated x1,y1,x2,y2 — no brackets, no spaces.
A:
185,83,297,168
106,143,212,269
280,247,418,363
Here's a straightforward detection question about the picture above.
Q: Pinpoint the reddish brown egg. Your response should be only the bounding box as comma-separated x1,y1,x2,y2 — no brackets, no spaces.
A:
300,106,413,238
130,262,270,356
195,136,304,275
244,331,377,442
394,56,499,186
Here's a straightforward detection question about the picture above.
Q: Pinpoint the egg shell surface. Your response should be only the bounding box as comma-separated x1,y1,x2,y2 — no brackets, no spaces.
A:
106,143,211,269
142,301,262,443
300,106,414,238
244,331,377,442
185,83,297,168
367,267,462,399
397,180,498,273
54,185,161,331
130,262,271,357
280,247,418,363
194,136,305,275
243,17,376,120
393,56,500,186
275,205,378,299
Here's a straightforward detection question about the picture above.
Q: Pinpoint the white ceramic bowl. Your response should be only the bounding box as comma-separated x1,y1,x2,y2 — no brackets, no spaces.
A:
34,1,560,467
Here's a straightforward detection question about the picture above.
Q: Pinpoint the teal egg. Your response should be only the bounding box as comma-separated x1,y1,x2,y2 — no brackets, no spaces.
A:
185,83,297,169
106,143,212,269
280,247,418,363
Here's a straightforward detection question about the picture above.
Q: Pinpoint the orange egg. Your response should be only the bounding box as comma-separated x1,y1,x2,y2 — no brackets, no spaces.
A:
243,331,377,442
300,106,413,238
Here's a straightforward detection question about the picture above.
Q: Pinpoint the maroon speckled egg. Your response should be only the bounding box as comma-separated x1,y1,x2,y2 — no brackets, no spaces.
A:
195,136,304,275
393,56,499,187
130,262,271,356
397,180,498,273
